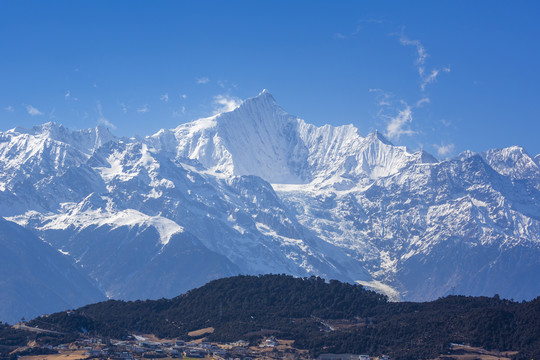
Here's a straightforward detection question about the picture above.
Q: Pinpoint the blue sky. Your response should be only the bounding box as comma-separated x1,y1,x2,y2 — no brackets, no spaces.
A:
1,1,539,158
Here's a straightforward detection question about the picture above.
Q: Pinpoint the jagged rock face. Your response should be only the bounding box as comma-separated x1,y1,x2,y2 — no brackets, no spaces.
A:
1,90,540,322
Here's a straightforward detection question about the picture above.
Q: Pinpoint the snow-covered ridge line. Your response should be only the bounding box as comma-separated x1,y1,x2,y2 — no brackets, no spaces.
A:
1,89,540,324
146,90,437,188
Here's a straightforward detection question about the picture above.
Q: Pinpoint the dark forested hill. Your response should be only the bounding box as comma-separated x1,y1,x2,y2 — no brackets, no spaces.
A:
26,274,540,360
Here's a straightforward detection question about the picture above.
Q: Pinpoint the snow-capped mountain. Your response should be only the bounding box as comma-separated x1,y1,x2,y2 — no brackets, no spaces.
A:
479,146,540,190
1,90,540,321
148,90,436,188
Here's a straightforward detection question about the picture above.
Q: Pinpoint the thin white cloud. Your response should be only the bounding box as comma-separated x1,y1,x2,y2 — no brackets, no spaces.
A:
434,143,455,157
64,91,78,101
335,18,384,39
26,105,43,116
4,105,14,113
416,97,430,107
440,119,452,127
398,34,428,76
370,85,417,142
137,105,150,113
384,102,415,141
120,103,128,114
213,94,242,114
369,31,451,145
421,67,451,91
396,31,450,92
369,89,393,107
160,93,169,102
181,94,187,99
97,101,116,129
196,77,210,84
172,106,186,118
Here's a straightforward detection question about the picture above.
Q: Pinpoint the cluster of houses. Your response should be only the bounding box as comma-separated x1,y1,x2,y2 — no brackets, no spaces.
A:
68,336,287,359
316,355,389,360
37,335,390,360
76,337,249,359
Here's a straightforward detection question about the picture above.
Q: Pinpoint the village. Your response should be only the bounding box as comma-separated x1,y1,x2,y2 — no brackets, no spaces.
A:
15,331,387,360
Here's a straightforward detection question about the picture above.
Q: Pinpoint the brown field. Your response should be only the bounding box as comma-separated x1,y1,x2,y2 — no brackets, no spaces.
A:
436,344,519,360
247,339,310,359
19,350,87,360
187,327,214,337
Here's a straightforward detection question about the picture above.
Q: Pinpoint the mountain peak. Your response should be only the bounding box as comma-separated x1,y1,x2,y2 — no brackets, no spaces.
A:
257,88,273,98
217,89,288,127
238,89,278,108
366,130,393,146
8,122,116,156
30,121,66,136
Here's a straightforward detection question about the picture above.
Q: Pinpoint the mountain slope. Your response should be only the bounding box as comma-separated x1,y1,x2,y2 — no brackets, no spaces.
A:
0,217,106,323
26,274,540,360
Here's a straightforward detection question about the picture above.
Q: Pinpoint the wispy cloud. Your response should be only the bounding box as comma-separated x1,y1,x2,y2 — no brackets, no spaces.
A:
172,106,186,118
26,105,43,116
137,105,150,113
65,90,78,101
213,94,241,114
181,94,187,99
434,143,455,157
160,93,169,102
97,101,116,129
120,103,128,114
415,97,430,107
375,95,432,142
196,77,210,84
4,105,14,113
384,102,415,140
440,119,452,127
396,31,450,92
370,89,393,106
398,34,428,76
334,18,384,39
370,31,451,143
421,67,451,91
371,91,425,141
